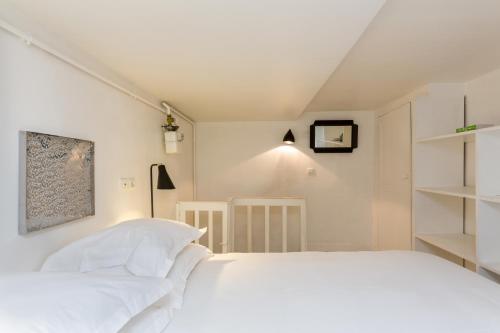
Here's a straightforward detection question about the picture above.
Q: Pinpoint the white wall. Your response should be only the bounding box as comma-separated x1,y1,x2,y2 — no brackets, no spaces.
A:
195,111,376,251
0,29,194,272
466,67,500,126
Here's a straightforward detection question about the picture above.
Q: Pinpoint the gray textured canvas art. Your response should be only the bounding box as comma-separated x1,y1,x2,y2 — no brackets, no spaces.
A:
19,131,95,234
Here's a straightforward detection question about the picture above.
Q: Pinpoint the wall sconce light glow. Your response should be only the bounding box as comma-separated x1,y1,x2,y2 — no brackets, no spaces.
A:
276,144,297,153
283,129,295,145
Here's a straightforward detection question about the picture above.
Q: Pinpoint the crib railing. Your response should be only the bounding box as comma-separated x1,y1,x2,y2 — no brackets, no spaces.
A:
176,198,306,253
176,201,230,253
230,198,307,253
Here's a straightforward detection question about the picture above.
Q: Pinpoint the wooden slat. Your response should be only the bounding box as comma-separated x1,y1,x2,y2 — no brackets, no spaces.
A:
232,198,304,207
208,211,214,251
222,207,229,253
247,206,253,252
230,205,235,252
176,203,180,221
194,210,200,244
177,199,306,254
264,205,270,253
177,201,229,211
300,203,307,251
282,206,287,252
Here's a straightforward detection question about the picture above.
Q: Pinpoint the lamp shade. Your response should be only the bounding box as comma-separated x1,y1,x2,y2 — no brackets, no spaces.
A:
283,129,295,145
157,164,175,189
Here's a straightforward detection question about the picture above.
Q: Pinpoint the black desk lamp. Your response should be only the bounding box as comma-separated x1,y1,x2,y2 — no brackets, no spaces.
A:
150,164,175,217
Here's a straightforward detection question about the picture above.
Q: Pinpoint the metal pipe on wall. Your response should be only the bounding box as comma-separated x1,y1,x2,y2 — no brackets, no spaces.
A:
0,18,197,200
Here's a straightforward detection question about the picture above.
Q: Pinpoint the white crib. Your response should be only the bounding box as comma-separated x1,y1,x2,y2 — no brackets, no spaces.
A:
176,197,307,253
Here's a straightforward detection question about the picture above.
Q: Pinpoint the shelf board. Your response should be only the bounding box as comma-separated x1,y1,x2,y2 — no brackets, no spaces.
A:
416,125,500,143
480,262,500,276
478,195,500,204
415,186,476,199
415,233,476,263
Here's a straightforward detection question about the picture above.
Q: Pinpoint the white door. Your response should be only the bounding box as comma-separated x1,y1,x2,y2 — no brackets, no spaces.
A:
377,103,412,250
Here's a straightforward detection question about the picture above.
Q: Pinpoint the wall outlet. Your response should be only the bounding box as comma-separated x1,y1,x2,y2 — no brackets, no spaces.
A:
120,177,136,190
307,168,316,176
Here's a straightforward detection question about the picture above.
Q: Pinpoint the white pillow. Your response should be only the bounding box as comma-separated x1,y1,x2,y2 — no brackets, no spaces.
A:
0,272,172,333
41,227,117,272
164,243,212,308
123,220,207,277
121,244,211,333
42,218,205,278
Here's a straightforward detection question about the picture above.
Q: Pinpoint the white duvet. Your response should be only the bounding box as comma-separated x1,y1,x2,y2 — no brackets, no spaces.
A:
164,251,500,333
0,272,172,333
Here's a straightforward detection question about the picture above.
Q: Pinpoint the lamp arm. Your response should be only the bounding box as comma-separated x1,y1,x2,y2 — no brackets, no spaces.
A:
150,164,158,218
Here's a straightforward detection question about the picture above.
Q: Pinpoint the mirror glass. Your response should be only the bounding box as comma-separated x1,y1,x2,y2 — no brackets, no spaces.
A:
314,126,353,148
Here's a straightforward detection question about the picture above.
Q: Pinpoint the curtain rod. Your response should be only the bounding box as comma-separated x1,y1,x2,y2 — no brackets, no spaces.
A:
0,19,194,125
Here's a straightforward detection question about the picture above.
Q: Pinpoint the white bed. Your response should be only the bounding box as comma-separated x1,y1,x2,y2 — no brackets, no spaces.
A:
163,251,500,333
3,220,500,333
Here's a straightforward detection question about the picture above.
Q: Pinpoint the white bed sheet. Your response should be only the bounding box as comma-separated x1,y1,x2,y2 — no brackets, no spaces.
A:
163,251,500,333
120,300,173,333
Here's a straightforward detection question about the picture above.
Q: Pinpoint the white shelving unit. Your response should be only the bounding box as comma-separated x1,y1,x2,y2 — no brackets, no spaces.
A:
415,125,500,143
415,186,476,199
413,84,500,283
415,233,476,263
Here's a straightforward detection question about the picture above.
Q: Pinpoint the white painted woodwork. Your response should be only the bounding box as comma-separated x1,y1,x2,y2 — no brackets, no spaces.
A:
415,233,476,264
376,103,412,250
415,186,476,200
208,211,214,251
412,84,500,282
299,201,307,252
476,130,500,197
194,210,200,244
282,206,288,252
176,201,230,253
414,193,464,235
481,263,500,276
476,201,500,265
247,206,253,253
264,206,270,253
176,198,306,253
416,125,500,143
231,197,307,252
221,210,228,254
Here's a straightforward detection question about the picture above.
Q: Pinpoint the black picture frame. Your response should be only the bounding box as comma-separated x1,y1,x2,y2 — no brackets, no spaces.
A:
309,120,358,153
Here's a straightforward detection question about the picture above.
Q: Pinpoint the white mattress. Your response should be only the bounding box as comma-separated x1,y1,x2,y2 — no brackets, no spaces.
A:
163,251,500,333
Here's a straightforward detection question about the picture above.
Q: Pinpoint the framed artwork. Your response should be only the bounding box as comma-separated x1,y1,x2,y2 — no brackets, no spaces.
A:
19,131,95,234
310,120,358,153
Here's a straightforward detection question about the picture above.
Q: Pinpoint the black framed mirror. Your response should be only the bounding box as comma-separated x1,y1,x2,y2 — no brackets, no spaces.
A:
310,120,358,153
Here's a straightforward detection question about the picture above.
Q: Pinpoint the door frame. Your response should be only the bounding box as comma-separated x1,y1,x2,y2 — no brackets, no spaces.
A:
374,102,413,250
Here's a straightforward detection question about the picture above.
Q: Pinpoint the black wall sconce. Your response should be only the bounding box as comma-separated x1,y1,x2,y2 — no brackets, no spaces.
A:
283,129,295,145
150,163,175,217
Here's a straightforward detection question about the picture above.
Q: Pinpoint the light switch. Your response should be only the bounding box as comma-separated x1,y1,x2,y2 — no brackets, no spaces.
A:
307,168,316,176
120,177,136,190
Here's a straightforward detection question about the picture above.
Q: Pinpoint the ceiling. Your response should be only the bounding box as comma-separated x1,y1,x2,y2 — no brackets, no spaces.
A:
4,0,500,120
2,0,385,121
306,0,500,111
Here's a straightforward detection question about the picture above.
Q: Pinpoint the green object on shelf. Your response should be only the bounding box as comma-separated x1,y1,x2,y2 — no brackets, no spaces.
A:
456,127,466,133
464,124,493,132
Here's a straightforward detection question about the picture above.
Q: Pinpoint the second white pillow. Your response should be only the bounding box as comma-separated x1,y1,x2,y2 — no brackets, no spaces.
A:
42,218,205,278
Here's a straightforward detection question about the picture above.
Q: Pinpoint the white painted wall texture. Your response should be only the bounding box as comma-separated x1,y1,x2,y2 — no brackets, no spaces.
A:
195,111,376,251
0,30,194,272
465,67,500,126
